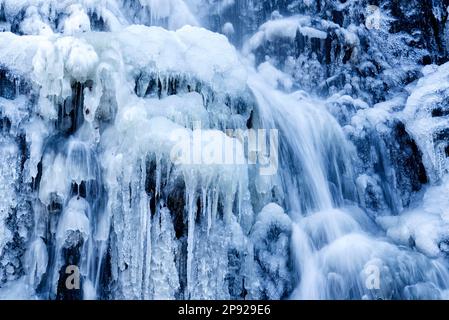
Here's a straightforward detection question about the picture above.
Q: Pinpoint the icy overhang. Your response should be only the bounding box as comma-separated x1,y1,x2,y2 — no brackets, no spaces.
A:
0,25,248,95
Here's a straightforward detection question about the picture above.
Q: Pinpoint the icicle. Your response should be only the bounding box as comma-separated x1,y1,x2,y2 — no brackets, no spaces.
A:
25,238,48,290
141,157,152,300
155,155,162,198
201,187,207,218
211,186,219,229
184,171,197,299
140,190,152,299
206,188,212,235
150,206,180,299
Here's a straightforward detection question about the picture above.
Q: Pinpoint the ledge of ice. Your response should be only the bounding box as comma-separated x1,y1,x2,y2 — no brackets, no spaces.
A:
403,62,449,182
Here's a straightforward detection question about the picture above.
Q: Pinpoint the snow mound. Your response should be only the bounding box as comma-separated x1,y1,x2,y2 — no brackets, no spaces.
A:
0,0,197,33
403,62,449,182
378,178,449,258
0,24,247,111
117,25,247,93
56,197,90,247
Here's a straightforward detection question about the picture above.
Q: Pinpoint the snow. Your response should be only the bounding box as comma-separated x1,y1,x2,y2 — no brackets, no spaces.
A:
0,22,248,126
83,280,96,300
33,36,99,91
119,25,246,92
222,22,234,36
0,32,46,75
142,0,199,29
250,203,292,299
62,5,91,35
315,232,449,299
145,92,209,128
39,152,68,206
299,26,327,39
0,0,449,302
244,15,327,53
24,118,50,182
378,178,449,258
350,96,406,136
257,62,293,91
251,203,291,244
404,62,449,119
98,55,251,297
0,136,18,260
25,238,48,289
260,16,311,40
20,6,54,36
300,209,361,250
0,0,197,33
403,62,449,182
150,207,180,299
0,278,36,300
104,99,249,223
0,96,29,132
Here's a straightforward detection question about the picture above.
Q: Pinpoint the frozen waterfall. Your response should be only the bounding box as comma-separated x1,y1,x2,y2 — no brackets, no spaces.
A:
0,0,449,300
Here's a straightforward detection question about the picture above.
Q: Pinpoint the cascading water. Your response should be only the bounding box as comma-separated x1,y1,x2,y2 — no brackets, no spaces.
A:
249,73,449,299
0,0,449,300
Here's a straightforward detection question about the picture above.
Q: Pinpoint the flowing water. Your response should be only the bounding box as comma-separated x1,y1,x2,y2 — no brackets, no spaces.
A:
0,0,448,300
249,74,449,299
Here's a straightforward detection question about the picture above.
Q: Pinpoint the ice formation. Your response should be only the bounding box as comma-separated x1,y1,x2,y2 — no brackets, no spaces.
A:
0,0,449,300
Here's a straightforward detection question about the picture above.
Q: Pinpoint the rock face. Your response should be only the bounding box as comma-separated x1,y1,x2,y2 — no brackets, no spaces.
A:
0,0,448,300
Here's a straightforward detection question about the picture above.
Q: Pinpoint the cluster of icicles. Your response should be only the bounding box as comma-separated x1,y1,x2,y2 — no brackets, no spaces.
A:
0,1,448,300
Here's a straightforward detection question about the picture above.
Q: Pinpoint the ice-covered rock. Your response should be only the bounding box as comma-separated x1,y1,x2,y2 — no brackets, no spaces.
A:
403,62,449,182
250,203,292,299
378,178,449,258
56,197,90,247
0,0,449,302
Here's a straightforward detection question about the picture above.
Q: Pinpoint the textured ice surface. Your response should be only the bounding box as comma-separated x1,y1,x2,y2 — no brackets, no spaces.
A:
378,178,449,258
403,63,449,182
0,0,449,301
0,137,17,260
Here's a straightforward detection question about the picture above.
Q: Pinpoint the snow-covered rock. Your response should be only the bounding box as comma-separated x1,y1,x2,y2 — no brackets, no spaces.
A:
0,0,449,302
